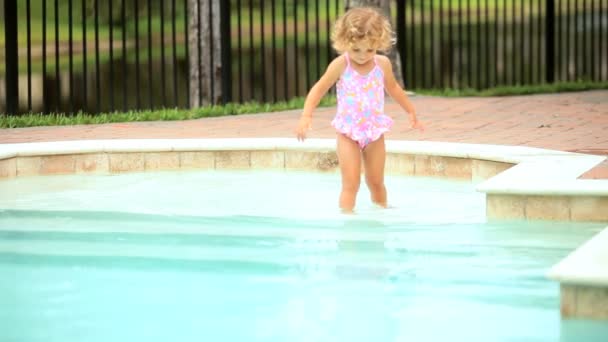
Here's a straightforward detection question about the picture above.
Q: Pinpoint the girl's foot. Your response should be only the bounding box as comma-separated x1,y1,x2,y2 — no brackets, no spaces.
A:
372,201,388,208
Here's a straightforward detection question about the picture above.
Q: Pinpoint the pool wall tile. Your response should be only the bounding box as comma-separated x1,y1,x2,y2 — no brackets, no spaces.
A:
0,158,16,178
561,284,608,319
413,156,470,179
216,151,250,169
251,151,285,169
525,196,571,221
109,153,145,173
414,155,439,177
16,156,42,176
145,152,180,171
486,194,526,219
284,151,338,171
179,151,215,169
75,153,110,174
488,194,608,222
39,155,76,175
385,153,415,175
472,160,514,182
576,285,608,319
443,157,472,180
317,152,339,171
285,151,319,170
570,197,608,222
560,284,577,317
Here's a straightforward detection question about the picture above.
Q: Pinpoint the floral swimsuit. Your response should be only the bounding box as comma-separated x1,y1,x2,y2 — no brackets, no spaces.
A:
331,53,394,149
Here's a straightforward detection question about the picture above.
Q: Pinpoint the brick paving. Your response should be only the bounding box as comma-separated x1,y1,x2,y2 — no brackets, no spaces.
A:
1,90,607,179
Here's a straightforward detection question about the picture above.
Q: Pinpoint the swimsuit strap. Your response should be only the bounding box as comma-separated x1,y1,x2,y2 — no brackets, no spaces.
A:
344,53,351,68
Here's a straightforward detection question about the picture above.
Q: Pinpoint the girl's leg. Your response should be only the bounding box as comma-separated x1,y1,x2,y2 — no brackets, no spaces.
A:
362,135,387,207
336,133,362,212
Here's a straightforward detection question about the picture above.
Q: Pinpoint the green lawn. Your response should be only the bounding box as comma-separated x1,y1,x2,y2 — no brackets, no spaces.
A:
415,80,608,97
0,96,333,128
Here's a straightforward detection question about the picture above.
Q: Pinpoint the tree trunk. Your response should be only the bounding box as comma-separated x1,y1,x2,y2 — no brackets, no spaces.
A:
188,0,200,107
188,0,224,107
344,0,405,87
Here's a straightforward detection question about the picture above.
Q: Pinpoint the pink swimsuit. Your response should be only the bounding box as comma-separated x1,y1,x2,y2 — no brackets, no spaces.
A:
331,53,394,149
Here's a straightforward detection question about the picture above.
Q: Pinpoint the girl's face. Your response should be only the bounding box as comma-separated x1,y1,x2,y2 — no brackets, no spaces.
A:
348,40,376,66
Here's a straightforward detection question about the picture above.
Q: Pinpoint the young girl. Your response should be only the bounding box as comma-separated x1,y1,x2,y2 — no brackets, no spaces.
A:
295,7,424,213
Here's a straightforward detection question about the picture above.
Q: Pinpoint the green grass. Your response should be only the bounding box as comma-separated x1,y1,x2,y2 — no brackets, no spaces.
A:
0,96,336,129
2,81,606,129
415,80,608,97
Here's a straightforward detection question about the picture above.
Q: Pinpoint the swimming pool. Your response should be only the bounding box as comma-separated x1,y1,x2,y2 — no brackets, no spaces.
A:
1,170,606,341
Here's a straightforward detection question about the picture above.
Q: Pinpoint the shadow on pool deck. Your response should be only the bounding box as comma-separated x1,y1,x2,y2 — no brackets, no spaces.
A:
1,90,607,179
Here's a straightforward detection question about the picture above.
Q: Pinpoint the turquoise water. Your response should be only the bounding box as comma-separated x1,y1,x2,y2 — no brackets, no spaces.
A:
0,170,606,342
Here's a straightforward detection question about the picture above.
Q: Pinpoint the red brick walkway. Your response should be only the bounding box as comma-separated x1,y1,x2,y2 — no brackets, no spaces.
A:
1,90,607,179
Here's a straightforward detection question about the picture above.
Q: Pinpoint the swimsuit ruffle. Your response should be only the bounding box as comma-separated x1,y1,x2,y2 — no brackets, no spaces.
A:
331,113,394,148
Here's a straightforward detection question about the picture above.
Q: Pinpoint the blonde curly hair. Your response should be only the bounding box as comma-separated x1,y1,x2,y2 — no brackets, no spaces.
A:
331,7,395,54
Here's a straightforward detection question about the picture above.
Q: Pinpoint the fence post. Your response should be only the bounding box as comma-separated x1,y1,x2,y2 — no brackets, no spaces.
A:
545,0,555,83
188,0,200,108
188,0,225,107
219,0,231,104
396,0,405,85
4,0,19,114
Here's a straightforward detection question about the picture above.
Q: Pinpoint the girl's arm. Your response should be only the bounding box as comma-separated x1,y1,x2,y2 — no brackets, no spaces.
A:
301,56,345,117
296,56,346,141
377,55,424,131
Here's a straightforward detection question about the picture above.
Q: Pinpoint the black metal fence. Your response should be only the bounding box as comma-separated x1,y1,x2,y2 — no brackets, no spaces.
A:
2,0,191,115
1,0,607,115
396,0,607,90
229,0,342,104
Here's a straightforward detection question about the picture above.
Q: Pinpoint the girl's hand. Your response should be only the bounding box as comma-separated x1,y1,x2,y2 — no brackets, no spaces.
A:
295,115,312,141
410,117,425,132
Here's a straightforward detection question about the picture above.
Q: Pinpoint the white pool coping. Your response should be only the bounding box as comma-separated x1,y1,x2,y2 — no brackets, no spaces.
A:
547,227,608,287
0,137,607,288
1,137,607,194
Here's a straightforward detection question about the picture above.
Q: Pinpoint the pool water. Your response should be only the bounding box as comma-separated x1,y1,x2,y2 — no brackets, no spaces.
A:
0,170,606,342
